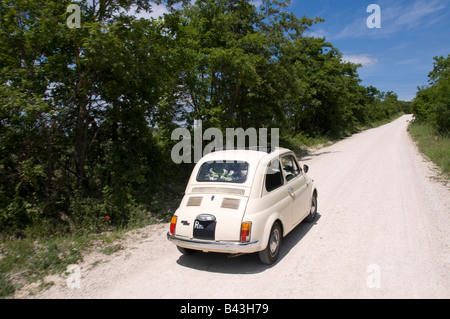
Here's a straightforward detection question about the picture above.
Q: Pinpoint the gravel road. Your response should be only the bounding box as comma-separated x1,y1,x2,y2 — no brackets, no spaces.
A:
23,114,449,299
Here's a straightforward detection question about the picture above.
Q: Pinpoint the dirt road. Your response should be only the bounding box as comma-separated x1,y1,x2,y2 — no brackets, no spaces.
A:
25,114,449,298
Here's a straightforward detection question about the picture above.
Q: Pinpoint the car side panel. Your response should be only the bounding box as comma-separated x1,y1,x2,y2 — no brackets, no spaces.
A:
244,185,293,247
290,154,316,223
287,174,308,225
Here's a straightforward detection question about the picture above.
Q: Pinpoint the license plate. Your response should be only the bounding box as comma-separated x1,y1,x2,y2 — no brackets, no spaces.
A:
193,220,216,240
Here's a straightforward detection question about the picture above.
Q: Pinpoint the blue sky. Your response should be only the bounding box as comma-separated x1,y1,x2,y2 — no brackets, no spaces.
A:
290,0,450,101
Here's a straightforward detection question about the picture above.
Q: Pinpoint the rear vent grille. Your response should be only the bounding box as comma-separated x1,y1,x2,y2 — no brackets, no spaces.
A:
186,196,203,207
221,198,241,210
191,187,245,196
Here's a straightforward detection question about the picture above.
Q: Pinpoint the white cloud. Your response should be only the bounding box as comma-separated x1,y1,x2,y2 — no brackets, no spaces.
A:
389,0,447,30
334,0,449,39
342,54,378,67
334,17,366,39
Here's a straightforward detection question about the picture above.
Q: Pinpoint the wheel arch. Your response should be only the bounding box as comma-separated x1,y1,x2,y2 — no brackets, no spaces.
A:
312,185,318,197
258,214,286,252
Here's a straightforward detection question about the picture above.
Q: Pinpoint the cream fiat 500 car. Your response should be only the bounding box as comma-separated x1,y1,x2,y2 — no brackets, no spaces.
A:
167,147,318,264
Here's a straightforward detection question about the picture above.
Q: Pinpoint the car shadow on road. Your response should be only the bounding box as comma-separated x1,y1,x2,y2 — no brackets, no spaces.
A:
175,213,321,275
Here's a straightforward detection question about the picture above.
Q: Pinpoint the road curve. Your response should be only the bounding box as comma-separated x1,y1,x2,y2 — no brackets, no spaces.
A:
27,114,449,299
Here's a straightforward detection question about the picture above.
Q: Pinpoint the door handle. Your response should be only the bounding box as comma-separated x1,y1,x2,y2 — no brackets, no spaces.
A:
287,188,295,198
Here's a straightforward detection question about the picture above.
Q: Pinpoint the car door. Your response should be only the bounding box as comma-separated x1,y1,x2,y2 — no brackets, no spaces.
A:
263,158,292,232
281,154,309,226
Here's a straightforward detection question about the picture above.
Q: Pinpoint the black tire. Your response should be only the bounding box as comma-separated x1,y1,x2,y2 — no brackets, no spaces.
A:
177,246,197,255
259,222,282,265
304,192,317,223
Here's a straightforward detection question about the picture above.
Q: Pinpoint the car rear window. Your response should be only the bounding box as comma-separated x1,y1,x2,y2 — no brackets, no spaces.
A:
196,161,249,183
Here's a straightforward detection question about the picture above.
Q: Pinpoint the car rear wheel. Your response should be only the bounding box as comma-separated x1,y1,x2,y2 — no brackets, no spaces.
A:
259,222,282,265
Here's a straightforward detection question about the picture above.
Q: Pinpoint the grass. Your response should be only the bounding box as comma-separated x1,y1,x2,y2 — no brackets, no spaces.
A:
408,120,450,178
0,235,84,298
0,228,153,298
0,205,177,298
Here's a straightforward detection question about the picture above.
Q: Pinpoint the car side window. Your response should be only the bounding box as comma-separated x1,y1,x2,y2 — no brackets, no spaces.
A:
265,159,284,192
281,155,301,182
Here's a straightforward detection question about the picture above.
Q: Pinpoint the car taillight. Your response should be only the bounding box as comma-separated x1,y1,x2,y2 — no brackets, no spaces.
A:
240,222,252,242
170,216,177,235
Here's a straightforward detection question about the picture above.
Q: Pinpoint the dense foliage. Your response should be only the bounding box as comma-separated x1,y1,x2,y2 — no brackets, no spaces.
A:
412,55,450,134
0,0,405,236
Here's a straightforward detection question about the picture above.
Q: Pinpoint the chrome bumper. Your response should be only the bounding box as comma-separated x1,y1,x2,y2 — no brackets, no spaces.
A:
167,232,260,253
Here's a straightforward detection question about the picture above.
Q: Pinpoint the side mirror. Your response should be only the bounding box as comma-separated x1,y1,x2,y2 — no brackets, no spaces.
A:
303,164,309,174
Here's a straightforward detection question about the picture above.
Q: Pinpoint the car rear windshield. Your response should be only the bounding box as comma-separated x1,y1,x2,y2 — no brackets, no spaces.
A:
196,161,249,183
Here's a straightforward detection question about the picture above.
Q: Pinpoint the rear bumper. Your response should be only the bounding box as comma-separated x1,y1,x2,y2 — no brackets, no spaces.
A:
167,232,260,254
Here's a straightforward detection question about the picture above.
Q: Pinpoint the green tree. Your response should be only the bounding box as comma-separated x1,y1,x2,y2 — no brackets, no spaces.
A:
0,0,179,233
162,0,323,132
412,55,450,133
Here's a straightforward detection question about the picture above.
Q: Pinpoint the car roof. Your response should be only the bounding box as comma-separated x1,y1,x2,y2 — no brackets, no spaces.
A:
198,147,292,166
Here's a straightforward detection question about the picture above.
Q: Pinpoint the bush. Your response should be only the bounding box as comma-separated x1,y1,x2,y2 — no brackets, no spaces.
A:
412,55,450,134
